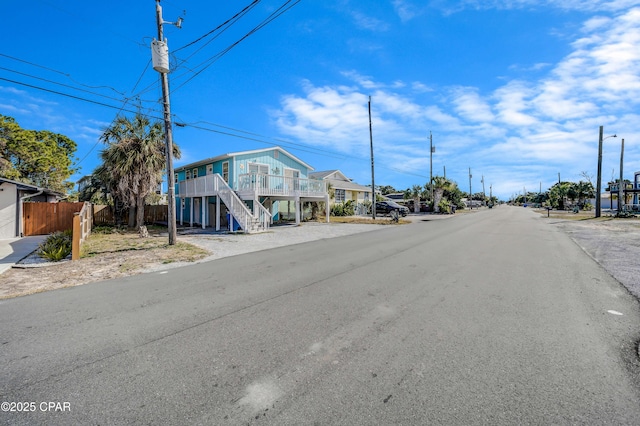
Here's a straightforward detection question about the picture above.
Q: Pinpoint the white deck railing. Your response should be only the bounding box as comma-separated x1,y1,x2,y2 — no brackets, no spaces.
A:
178,174,265,233
237,173,326,197
178,174,218,198
179,173,327,198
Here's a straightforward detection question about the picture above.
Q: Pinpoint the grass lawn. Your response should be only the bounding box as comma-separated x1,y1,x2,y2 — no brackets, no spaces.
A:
82,225,209,263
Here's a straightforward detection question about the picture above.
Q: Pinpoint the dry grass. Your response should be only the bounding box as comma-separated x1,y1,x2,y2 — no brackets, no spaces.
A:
83,225,208,261
326,216,410,225
533,208,639,222
0,226,210,300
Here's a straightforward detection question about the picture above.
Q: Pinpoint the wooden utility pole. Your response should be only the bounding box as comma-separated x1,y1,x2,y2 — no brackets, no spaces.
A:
468,168,472,209
619,138,625,214
154,0,179,244
595,126,617,218
429,131,434,202
596,126,604,218
369,96,376,220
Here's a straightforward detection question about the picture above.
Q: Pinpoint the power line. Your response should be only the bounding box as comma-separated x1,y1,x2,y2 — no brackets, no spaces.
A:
0,66,130,104
128,1,261,101
169,0,301,94
176,120,428,179
173,0,260,54
0,53,129,97
1,77,429,180
0,77,158,118
174,118,348,160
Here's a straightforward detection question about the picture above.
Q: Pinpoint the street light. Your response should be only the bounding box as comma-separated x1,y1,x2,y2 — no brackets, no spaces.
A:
595,126,617,218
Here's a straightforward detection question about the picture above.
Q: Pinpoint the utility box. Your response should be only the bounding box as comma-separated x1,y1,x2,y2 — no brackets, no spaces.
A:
151,39,170,73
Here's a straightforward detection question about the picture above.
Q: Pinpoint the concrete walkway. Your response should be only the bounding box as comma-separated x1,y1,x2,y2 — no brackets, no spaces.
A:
0,236,46,275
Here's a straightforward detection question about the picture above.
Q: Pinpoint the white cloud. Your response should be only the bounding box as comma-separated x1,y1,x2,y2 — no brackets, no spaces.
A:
392,0,422,21
273,6,640,197
351,11,389,31
450,87,495,122
440,0,640,13
411,82,434,93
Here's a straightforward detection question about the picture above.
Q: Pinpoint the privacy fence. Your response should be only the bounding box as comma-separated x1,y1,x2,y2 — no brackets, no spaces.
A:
23,203,169,236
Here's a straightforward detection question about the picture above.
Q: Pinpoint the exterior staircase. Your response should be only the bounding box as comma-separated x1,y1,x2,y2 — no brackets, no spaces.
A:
214,175,268,233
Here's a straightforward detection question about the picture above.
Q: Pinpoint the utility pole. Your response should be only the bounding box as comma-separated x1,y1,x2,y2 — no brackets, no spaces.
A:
369,96,376,220
429,131,434,203
596,126,603,218
595,126,616,218
619,138,625,214
153,0,181,245
468,168,472,209
481,175,486,207
443,165,446,179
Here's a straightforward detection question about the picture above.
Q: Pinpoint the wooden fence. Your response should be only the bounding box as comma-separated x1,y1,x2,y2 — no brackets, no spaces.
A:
93,205,168,226
23,203,169,236
22,202,85,236
72,202,92,261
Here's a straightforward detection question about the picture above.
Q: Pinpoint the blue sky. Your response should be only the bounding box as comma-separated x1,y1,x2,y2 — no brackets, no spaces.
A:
1,0,639,200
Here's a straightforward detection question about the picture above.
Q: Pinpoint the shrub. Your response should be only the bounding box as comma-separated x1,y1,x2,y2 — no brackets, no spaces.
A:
437,199,451,214
331,200,355,216
38,230,73,261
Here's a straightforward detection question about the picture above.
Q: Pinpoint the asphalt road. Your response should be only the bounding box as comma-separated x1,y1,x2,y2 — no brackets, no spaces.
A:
2,206,640,425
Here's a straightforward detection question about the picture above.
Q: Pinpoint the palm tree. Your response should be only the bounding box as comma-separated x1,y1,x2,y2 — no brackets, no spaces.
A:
98,113,180,236
432,176,454,213
574,181,595,208
404,184,423,213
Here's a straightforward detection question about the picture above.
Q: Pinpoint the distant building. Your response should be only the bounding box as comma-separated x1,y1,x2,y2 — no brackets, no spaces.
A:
309,170,375,207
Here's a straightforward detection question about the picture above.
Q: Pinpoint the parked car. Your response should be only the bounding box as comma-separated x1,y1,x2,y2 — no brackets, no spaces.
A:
405,200,431,212
376,201,409,216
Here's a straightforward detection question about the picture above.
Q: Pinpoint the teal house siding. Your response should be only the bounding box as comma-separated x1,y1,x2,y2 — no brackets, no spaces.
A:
173,147,327,230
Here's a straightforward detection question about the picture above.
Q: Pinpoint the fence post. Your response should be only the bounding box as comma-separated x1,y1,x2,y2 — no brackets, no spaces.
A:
72,213,81,261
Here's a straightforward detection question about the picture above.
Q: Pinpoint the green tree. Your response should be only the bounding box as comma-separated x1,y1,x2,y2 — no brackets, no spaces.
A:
78,174,112,205
404,184,424,212
567,181,594,208
446,185,466,209
98,113,180,236
432,176,455,213
0,115,78,192
378,185,397,195
548,182,571,209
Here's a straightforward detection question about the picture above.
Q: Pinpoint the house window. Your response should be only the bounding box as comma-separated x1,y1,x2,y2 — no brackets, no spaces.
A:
174,173,178,184
249,163,269,175
186,170,191,180
335,189,345,203
364,192,369,201
222,161,229,183
193,168,198,179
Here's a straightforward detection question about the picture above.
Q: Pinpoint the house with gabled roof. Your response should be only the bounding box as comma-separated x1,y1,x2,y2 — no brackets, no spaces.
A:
174,147,329,233
0,177,64,238
309,170,375,210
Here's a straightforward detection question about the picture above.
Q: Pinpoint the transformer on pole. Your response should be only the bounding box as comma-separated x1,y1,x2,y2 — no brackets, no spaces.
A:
153,0,182,245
